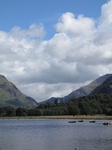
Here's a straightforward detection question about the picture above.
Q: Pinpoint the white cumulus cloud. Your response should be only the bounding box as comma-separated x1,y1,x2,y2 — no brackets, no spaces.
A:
55,12,95,38
0,0,112,102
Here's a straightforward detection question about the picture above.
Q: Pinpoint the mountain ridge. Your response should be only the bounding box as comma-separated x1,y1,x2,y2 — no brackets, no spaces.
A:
91,75,112,95
41,74,112,104
0,74,38,108
1,73,112,107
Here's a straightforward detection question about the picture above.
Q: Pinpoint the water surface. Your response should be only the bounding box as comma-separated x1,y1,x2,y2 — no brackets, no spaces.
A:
0,119,112,150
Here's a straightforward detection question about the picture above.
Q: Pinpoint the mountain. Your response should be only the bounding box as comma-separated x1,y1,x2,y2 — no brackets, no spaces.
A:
0,75,38,108
41,74,112,104
91,75,112,95
63,74,112,102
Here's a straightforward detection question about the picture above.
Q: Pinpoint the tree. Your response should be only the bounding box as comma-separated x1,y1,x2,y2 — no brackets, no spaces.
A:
35,109,43,116
3,107,16,116
68,103,80,116
0,107,6,117
16,108,28,116
38,103,45,109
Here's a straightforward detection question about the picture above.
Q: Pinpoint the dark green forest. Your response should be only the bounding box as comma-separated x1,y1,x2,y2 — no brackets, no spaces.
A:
0,93,112,117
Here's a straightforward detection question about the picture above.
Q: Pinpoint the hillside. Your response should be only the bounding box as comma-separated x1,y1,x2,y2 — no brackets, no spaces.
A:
91,76,112,95
0,75,38,108
34,74,112,115
67,76,112,115
41,74,112,104
63,74,112,101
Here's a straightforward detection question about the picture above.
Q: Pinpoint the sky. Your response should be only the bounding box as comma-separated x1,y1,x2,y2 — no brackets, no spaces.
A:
0,0,112,102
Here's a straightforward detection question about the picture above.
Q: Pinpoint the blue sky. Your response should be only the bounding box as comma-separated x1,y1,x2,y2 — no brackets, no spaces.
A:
0,0,107,39
0,0,112,102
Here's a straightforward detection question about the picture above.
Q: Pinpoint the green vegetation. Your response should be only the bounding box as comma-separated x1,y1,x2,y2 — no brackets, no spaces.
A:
68,94,112,116
1,93,112,117
0,75,38,108
0,74,112,117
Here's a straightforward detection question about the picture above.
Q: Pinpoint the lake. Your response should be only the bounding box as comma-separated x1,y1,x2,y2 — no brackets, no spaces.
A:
0,119,112,150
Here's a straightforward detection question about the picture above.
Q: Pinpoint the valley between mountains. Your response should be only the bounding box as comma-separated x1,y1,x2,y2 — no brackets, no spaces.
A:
0,74,112,117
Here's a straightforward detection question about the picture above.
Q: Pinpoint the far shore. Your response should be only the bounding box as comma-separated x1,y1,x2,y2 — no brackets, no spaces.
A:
0,115,112,120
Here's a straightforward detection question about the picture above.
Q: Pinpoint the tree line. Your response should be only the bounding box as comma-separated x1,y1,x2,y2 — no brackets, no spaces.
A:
0,93,112,117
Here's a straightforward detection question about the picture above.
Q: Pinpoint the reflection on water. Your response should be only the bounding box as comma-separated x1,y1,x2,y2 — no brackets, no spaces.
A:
0,119,112,150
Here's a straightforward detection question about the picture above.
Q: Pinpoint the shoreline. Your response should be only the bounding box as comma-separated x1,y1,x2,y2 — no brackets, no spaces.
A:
0,115,112,120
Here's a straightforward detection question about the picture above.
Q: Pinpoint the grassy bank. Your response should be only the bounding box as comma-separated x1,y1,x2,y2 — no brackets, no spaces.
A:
0,115,112,120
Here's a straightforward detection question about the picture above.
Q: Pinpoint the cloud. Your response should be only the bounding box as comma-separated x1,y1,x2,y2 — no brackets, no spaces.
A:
0,0,112,102
99,0,112,31
55,12,95,38
10,24,46,39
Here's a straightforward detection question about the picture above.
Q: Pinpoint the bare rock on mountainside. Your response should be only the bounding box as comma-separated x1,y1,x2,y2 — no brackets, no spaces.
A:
0,75,38,108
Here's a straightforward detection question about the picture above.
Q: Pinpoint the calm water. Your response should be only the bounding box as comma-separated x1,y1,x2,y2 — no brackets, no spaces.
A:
0,119,112,150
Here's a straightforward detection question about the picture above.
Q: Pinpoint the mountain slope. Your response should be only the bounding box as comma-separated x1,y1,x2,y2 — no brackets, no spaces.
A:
64,74,112,102
91,76,112,95
0,75,38,108
41,74,112,104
